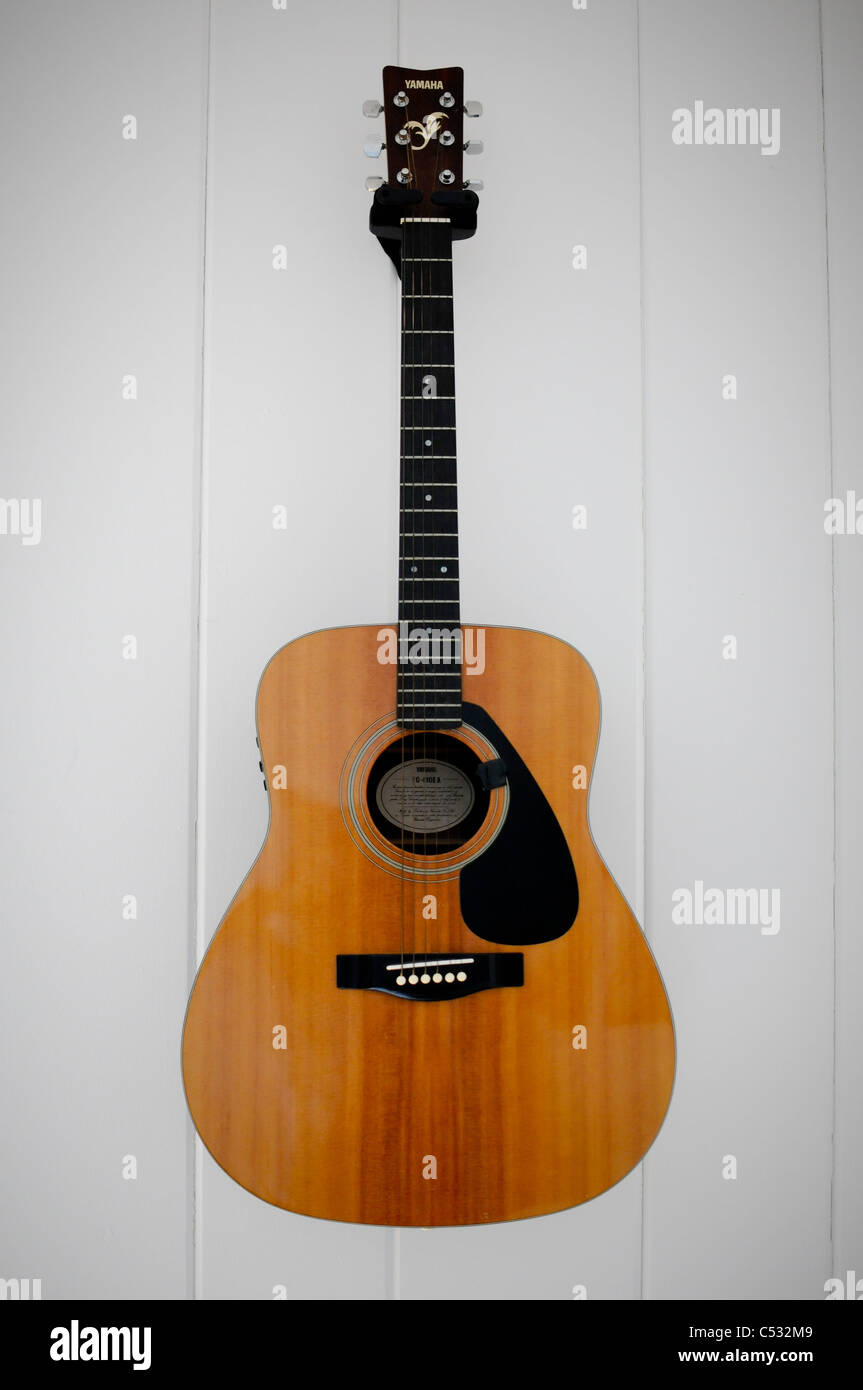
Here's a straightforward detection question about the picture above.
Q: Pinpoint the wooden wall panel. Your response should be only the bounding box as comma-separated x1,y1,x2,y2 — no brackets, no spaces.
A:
197,0,397,1299
0,0,208,1298
638,0,834,1299
822,0,863,1294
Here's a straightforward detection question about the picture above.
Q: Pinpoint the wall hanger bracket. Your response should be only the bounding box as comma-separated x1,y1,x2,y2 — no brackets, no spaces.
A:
369,185,479,276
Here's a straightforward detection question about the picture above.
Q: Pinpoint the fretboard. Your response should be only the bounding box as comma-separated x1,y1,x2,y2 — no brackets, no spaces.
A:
397,219,462,728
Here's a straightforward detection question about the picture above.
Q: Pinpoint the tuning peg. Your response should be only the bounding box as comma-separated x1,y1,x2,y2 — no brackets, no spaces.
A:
463,178,484,192
365,176,384,192
464,139,484,155
363,99,383,117
363,137,385,158
464,100,483,118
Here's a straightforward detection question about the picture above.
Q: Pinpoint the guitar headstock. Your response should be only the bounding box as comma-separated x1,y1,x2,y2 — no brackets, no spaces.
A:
363,66,483,218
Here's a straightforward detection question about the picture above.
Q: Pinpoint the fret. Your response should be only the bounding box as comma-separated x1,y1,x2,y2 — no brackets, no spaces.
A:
400,479,457,489
402,425,456,434
401,725,462,730
400,480,457,488
400,508,457,515
401,420,455,428
396,669,463,675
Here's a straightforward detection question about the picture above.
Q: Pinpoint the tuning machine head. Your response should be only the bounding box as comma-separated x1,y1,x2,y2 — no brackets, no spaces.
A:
366,67,482,221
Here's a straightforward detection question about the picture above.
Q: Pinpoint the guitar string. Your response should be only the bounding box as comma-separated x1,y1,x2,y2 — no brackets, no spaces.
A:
414,215,420,969
430,159,440,957
427,217,441,966
409,208,419,974
435,214,448,962
409,143,419,976
402,167,455,978
405,202,416,978
419,216,428,978
420,213,427,974
399,142,460,982
405,190,420,975
406,214,415,971
398,207,407,977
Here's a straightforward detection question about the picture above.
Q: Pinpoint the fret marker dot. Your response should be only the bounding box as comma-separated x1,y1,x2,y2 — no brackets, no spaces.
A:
425,439,432,446
411,565,417,573
425,493,432,501
440,566,447,573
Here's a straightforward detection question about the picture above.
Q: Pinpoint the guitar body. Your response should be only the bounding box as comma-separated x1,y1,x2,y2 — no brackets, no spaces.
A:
182,622,675,1226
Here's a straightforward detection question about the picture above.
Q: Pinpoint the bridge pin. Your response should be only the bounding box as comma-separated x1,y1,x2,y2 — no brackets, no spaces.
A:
396,975,407,986
433,973,443,983
420,973,431,984
408,974,419,985
445,972,455,983
456,971,467,982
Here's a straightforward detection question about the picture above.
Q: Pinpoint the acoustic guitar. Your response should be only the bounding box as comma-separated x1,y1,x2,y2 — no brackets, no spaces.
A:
182,65,675,1226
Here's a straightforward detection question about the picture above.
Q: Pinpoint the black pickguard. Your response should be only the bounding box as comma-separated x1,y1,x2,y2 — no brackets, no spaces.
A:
459,702,579,946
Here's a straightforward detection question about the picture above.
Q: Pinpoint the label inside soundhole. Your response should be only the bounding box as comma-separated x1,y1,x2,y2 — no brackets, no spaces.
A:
376,759,475,833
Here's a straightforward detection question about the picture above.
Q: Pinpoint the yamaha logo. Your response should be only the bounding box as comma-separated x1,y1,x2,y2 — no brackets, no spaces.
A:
405,79,443,89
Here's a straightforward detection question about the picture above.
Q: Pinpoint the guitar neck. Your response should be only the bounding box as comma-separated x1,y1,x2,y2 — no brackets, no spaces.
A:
397,218,462,728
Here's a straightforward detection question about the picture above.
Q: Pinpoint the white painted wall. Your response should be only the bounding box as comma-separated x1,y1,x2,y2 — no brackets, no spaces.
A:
0,0,208,1297
1,0,859,1302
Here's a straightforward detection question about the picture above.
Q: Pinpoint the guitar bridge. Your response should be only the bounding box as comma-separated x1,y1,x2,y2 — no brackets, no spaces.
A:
336,952,523,1001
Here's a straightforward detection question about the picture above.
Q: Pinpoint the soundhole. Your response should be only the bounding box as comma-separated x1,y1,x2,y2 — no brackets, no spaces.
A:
367,732,490,855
